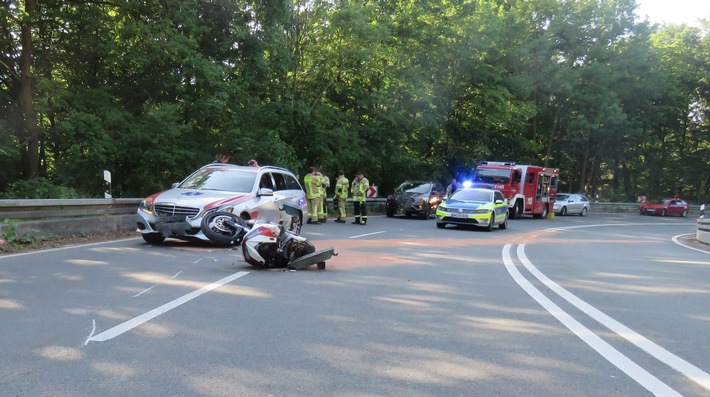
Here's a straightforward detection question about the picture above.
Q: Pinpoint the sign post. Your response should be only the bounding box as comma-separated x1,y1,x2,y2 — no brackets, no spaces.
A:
103,170,112,199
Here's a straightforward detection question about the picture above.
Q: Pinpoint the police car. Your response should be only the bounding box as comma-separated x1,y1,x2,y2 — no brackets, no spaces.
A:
435,188,509,231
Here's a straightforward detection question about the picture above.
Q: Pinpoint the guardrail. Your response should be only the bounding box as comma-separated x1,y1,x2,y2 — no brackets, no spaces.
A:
0,198,142,219
0,198,656,219
0,198,704,240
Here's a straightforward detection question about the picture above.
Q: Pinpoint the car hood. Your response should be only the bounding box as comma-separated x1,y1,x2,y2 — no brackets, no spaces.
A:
152,188,248,208
443,198,487,209
394,191,428,200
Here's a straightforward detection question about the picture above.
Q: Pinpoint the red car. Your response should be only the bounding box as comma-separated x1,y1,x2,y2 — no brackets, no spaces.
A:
639,198,689,217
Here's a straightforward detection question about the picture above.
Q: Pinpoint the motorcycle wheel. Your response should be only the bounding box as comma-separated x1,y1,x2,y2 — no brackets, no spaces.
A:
201,212,247,246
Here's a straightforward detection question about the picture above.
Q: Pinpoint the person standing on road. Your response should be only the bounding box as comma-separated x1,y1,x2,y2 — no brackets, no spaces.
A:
304,167,322,225
334,170,349,223
446,178,458,198
317,172,330,223
351,171,369,225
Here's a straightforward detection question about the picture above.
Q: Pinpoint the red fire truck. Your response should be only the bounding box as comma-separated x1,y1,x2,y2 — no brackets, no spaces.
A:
463,161,559,219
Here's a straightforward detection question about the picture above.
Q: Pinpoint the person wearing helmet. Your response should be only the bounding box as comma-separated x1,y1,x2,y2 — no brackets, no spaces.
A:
351,171,369,225
334,170,349,223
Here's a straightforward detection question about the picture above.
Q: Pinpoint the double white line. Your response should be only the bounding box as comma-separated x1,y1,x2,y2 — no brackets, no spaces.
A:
503,244,710,396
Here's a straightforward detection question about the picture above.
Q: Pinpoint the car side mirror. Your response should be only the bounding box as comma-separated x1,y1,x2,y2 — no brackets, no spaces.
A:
171,182,179,188
495,199,504,204
258,188,274,197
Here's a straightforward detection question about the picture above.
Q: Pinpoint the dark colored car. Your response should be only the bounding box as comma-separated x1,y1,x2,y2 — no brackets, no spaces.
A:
638,198,689,217
386,180,445,219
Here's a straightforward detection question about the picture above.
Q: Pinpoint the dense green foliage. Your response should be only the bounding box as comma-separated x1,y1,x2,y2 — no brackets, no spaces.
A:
0,0,708,202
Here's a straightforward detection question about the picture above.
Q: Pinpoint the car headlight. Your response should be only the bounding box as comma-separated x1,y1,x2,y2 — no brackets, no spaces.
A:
438,205,447,212
473,208,491,214
139,199,155,215
201,205,235,218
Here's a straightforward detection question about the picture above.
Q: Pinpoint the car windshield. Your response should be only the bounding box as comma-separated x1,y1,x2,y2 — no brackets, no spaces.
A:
472,169,511,184
397,182,431,194
659,199,671,204
555,194,571,201
178,169,256,192
451,189,493,202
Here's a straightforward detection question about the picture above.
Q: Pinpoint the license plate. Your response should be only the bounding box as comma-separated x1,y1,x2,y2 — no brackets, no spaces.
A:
452,213,469,219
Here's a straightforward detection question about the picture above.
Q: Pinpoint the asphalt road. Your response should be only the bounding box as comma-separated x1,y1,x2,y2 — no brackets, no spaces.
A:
0,212,708,397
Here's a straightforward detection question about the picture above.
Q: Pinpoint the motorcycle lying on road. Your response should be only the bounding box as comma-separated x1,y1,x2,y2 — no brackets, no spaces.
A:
200,212,335,270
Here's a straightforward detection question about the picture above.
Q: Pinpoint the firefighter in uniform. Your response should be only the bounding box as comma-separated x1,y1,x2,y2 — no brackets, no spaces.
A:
334,170,349,223
317,172,329,223
304,167,322,225
351,171,369,225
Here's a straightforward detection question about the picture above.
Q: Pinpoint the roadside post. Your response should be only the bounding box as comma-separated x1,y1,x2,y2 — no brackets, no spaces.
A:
103,170,112,199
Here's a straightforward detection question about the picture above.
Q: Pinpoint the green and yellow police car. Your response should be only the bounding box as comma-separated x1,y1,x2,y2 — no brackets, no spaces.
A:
435,188,509,231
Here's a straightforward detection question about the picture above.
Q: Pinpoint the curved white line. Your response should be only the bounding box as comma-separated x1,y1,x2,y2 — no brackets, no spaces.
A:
672,233,710,255
502,244,681,396
516,243,710,392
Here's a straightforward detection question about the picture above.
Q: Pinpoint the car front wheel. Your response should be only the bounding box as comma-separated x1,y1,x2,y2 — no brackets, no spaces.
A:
560,206,567,216
661,209,666,217
436,222,446,229
486,214,495,231
580,207,587,216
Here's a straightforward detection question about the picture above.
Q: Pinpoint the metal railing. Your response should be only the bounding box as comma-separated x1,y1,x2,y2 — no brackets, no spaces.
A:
0,198,703,240
0,198,702,220
0,198,142,220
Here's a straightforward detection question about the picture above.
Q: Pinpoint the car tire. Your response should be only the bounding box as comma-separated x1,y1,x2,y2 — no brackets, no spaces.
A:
201,212,248,246
386,204,395,217
580,207,587,217
419,208,430,220
499,212,508,229
661,209,666,217
681,210,688,217
560,206,567,216
486,214,495,232
510,201,522,219
142,233,165,245
436,222,446,229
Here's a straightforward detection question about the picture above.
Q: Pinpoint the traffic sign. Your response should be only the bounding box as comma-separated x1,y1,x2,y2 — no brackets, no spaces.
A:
367,186,378,198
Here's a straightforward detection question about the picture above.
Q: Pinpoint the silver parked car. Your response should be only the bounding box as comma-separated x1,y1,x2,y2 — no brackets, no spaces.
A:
137,164,307,245
553,193,589,216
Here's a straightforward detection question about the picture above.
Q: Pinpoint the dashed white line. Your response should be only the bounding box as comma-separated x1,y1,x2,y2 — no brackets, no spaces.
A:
132,285,157,298
349,231,385,239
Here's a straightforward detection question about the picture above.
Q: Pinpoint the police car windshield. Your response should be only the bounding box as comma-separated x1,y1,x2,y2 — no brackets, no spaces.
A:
179,169,256,192
452,189,493,202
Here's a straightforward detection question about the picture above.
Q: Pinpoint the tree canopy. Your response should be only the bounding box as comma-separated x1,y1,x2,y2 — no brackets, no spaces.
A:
0,0,708,202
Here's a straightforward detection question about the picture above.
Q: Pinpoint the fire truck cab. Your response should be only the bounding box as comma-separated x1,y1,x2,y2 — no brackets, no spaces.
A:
466,161,559,219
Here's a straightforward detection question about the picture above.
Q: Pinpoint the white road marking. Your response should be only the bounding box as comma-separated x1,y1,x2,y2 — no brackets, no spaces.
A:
502,244,682,397
84,319,97,346
516,243,710,393
132,285,157,298
86,271,249,343
0,237,139,259
349,231,385,239
672,233,710,255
